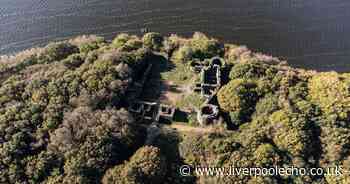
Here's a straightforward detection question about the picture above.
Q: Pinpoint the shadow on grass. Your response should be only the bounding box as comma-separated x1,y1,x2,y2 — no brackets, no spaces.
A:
173,109,190,123
221,112,238,130
151,127,196,184
140,53,175,101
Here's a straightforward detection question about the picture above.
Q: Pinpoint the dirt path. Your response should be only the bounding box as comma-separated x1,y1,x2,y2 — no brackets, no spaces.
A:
169,123,214,134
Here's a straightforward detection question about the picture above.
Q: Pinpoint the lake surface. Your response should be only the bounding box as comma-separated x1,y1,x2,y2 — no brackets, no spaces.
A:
1,0,350,71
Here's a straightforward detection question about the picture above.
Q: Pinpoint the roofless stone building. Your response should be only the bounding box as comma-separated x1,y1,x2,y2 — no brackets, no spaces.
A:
193,57,225,126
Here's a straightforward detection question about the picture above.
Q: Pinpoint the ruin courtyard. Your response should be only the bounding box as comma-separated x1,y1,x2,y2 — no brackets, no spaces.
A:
126,54,226,127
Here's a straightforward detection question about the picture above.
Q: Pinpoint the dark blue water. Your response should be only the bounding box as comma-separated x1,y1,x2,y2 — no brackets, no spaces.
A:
1,0,350,71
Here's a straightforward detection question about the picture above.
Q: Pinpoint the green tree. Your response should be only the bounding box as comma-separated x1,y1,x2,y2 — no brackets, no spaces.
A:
102,146,167,184
142,32,164,51
217,79,259,125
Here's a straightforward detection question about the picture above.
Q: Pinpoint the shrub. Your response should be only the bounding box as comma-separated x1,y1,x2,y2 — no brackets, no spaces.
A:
171,44,194,63
254,94,280,117
217,79,259,124
229,62,277,80
38,42,79,64
142,32,163,51
102,146,167,184
190,32,224,59
112,33,133,48
163,34,184,55
69,35,106,54
225,45,250,63
253,144,281,167
308,72,350,121
269,110,312,157
62,54,84,68
122,39,143,51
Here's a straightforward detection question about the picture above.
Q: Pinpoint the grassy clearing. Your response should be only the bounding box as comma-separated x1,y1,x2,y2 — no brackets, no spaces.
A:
160,60,204,110
174,92,205,110
159,60,205,125
161,62,200,86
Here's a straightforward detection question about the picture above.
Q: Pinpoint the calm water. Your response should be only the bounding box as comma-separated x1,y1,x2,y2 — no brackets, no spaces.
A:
1,0,350,71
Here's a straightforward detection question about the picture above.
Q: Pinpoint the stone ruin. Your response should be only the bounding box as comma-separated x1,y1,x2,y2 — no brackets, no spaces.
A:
158,104,176,123
200,64,221,98
193,57,224,126
125,58,176,124
128,101,157,123
126,56,225,126
197,104,219,125
193,57,223,99
128,101,175,124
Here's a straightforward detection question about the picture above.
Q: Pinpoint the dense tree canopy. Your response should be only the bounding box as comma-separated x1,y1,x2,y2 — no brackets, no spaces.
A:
0,33,349,184
0,36,148,183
